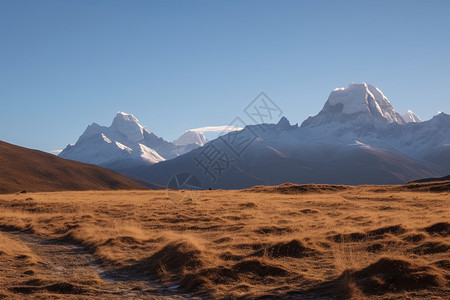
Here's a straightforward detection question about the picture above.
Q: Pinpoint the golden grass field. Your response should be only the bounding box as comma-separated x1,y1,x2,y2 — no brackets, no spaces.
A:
0,183,449,299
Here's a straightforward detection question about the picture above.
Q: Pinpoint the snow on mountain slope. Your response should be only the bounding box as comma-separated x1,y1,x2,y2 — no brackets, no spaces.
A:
59,112,201,170
137,143,165,164
110,112,149,143
385,112,450,170
402,110,422,123
302,83,405,128
136,118,444,188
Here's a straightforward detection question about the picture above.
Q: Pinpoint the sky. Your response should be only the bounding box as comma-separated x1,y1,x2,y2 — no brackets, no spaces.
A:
1,0,449,153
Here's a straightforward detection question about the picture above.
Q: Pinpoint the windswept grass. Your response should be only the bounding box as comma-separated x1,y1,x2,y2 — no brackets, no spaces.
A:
0,185,448,299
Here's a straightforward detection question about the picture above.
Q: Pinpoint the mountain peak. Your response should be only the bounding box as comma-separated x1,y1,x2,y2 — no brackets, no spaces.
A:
113,112,140,124
174,130,207,146
110,112,147,143
276,116,294,129
277,116,289,125
329,83,397,117
302,83,405,127
402,110,422,123
432,111,449,121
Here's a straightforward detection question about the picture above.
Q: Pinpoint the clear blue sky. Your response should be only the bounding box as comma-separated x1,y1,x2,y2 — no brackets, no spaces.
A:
1,0,449,152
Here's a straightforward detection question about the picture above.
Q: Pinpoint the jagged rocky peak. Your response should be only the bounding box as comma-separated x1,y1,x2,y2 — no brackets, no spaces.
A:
277,116,290,126
276,116,298,130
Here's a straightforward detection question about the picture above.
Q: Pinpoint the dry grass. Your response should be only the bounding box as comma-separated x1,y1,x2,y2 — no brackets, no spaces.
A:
0,184,448,299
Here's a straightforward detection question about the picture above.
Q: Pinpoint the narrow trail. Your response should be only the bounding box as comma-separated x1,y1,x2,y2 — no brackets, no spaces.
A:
0,230,197,299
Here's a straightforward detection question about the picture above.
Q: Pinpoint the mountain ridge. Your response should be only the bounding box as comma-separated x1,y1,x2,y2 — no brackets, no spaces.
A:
58,83,450,189
137,83,449,188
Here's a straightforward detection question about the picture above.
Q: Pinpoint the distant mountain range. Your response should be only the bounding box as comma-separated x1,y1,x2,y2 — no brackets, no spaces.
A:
60,83,450,189
0,141,148,194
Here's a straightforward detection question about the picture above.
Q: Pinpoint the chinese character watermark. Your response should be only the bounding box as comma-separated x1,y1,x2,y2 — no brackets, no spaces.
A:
193,92,282,183
166,172,202,204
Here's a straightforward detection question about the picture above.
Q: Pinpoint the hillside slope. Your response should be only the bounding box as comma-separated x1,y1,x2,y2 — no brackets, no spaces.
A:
0,141,149,194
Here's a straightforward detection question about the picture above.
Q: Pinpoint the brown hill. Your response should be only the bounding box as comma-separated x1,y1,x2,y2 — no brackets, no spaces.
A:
0,141,149,194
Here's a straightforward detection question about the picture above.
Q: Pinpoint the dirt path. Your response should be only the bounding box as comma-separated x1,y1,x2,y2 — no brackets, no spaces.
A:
0,230,197,299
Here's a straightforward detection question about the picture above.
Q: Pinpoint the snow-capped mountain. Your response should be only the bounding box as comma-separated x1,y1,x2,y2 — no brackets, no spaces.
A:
302,83,406,128
402,110,422,123
59,112,207,170
174,130,207,146
133,83,450,188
